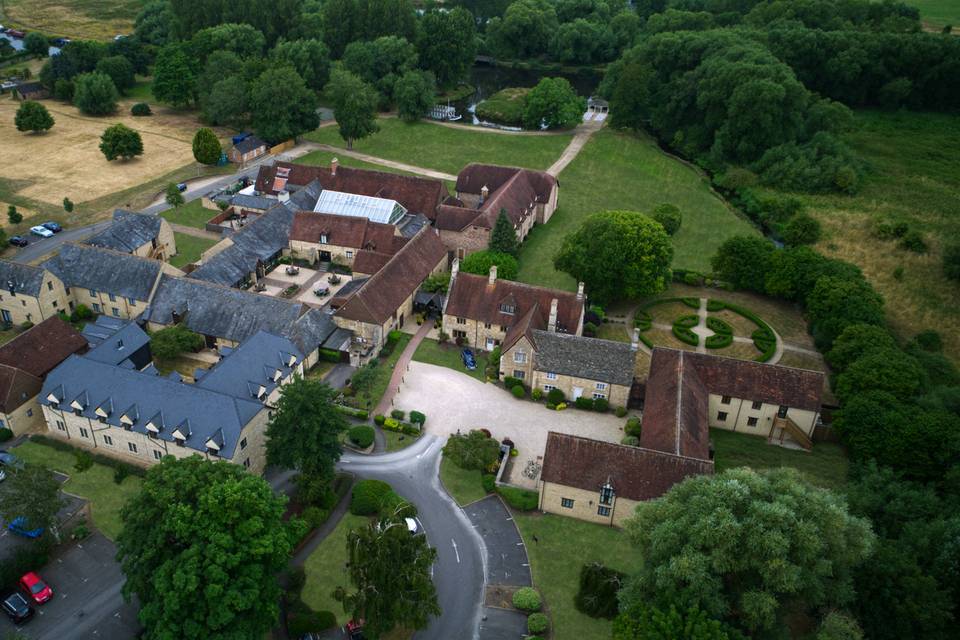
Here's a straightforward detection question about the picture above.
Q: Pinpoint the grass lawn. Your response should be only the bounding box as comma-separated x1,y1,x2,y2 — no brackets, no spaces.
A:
125,77,156,103
513,512,644,640
352,334,412,411
517,129,758,290
475,87,530,127
306,118,573,175
909,0,960,27
439,456,488,506
595,322,630,343
306,360,337,380
301,512,370,623
170,233,217,269
412,338,488,381
161,199,218,229
0,329,17,346
12,441,142,540
384,430,420,452
710,429,849,489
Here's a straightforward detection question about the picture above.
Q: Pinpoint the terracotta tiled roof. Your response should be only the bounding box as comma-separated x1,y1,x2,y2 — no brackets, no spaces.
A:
0,317,88,379
541,432,714,502
456,164,557,200
256,162,448,219
335,229,447,325
446,272,583,344
0,364,42,414
438,164,556,232
290,212,399,251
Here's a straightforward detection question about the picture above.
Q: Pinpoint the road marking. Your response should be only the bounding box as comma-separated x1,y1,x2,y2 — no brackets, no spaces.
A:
451,539,460,563
516,542,524,546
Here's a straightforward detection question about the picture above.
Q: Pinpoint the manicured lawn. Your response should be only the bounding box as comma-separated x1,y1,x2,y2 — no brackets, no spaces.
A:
301,512,371,624
517,129,758,290
352,334,412,411
306,118,573,175
412,338,488,381
170,233,217,269
12,440,142,540
513,512,644,640
160,199,218,229
909,0,960,27
710,429,849,489
595,322,630,343
299,148,420,177
439,456,488,506
384,430,419,452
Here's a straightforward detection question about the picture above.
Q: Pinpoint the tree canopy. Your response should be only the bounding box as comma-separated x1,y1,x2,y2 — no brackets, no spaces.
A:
327,69,379,149
152,43,198,107
95,55,136,94
192,127,222,165
249,66,319,143
488,210,519,256
416,8,477,89
100,124,144,161
73,71,119,115
394,70,436,123
522,77,586,130
15,101,55,134
0,465,63,538
270,38,331,91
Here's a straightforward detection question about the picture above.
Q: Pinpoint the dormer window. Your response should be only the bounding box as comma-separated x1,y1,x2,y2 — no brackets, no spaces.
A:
599,482,614,506
499,303,515,314
320,234,328,244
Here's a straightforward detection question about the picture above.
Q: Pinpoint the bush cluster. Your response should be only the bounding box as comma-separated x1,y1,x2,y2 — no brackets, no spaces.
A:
512,385,526,399
704,316,734,349
527,612,549,635
625,417,642,438
621,435,640,446
131,102,152,116
481,474,496,493
350,479,393,515
546,388,565,405
503,376,524,390
512,587,542,612
380,418,420,436
409,410,426,426
390,409,405,420
496,485,539,510
348,425,375,449
334,405,368,420
443,430,500,472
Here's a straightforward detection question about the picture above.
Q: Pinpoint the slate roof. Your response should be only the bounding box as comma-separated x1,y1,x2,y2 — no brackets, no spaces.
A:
530,331,636,387
541,432,714,502
438,164,558,232
197,330,303,401
336,228,447,325
42,243,164,301
0,260,47,297
0,317,88,379
285,179,323,211
397,213,431,238
83,322,151,366
84,210,163,253
231,194,277,211
288,307,339,354
40,355,263,459
0,364,42,414
234,135,267,154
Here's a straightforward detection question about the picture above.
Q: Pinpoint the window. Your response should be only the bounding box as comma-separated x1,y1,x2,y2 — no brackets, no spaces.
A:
484,322,492,329
543,384,556,392
73,408,83,416
127,297,136,305
752,401,763,410
174,438,185,447
98,416,106,424
320,234,328,244
128,442,138,454
55,420,66,431
52,301,58,309
596,382,607,391
546,372,557,380
452,329,466,339
747,417,758,427
111,307,120,317
25,313,31,323
600,483,614,505
47,281,53,291
456,317,466,325
79,427,89,438
89,289,98,297
598,506,611,517
499,303,515,314
513,351,527,364
345,250,353,259
721,395,731,404
108,293,116,302
153,450,163,461
500,325,508,333
560,498,574,509
717,411,728,421
103,435,113,445
592,392,607,400
26,408,32,417
513,370,525,380
243,458,251,468
240,437,247,450
92,303,102,313
778,405,789,418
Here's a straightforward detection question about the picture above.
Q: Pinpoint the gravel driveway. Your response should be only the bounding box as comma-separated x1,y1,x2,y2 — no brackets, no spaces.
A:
392,362,625,489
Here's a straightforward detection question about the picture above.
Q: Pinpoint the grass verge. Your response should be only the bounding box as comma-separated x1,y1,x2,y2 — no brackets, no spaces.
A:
352,334,412,410
383,430,419,452
710,428,849,489
412,338,488,381
161,199,219,229
170,232,217,269
301,512,370,624
439,456,488,506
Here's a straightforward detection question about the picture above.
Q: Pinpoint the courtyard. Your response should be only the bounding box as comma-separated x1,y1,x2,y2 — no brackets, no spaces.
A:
253,264,355,307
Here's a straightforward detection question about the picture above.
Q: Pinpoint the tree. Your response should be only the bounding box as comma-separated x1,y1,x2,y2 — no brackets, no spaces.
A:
522,77,585,130
14,101,55,133
116,456,301,639
73,72,119,115
394,70,435,123
943,242,960,281
0,465,63,538
710,235,774,292
764,246,862,302
486,0,558,59
150,325,201,358
613,604,745,640
651,203,682,235
783,212,822,245
488,210,519,256
24,32,50,58
816,611,863,640
327,69,379,150
342,36,418,108
416,8,477,88
555,210,672,305
63,197,74,212
190,23,265,62
249,67,319,143
266,377,348,488
620,468,875,634
100,123,144,161
270,38,331,91
161,183,184,209
152,43,197,107
806,275,884,349
833,347,924,402
192,128,221,165
95,55,135,94
825,323,898,373
442,430,500,471
135,0,175,45
7,205,23,225
202,76,250,128
461,250,519,280
336,516,441,638
321,0,359,58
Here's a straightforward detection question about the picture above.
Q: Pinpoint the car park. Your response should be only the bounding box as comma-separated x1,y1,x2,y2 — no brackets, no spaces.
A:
41,221,62,233
19,572,53,605
2,592,34,624
8,235,28,247
30,225,53,238
461,348,477,370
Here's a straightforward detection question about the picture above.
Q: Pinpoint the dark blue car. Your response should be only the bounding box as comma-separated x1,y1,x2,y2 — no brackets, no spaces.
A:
460,348,477,370
41,221,62,233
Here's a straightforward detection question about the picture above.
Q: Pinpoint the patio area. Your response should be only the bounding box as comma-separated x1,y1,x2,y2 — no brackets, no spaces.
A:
250,265,357,308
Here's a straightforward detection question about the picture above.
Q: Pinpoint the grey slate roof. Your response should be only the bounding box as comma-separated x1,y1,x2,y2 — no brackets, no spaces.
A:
84,210,163,253
531,330,636,387
284,179,323,211
42,243,163,301
198,330,303,400
190,205,294,287
40,355,263,459
288,307,339,354
397,213,431,238
0,260,46,297
84,322,150,366
234,135,267,154
231,194,277,211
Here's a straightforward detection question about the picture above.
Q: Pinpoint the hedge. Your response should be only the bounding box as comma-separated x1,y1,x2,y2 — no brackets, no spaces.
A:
348,425,375,449
594,398,609,412
496,485,539,510
374,414,386,426
634,310,652,331
512,587,542,612
30,435,145,483
711,300,777,362
512,385,526,399
621,435,640,446
390,409,405,420
546,388,565,405
335,405,369,420
706,299,726,312
382,419,420,436
0,427,13,442
575,396,594,410
704,316,734,349
350,479,393,515
409,410,426,425
672,314,700,346
318,347,341,363
482,474,496,493
503,376,523,390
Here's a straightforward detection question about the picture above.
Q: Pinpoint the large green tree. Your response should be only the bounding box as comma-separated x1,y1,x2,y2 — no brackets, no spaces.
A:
416,8,477,88
488,210,519,256
710,235,774,293
192,127,222,165
613,604,744,640
249,67,319,143
24,32,50,58
73,71,119,115
190,22,266,62
327,69,379,149
336,516,441,638
522,77,586,130
202,76,250,128
621,468,875,634
152,43,197,107
100,123,143,161
0,465,63,537
806,275,884,349
117,457,301,639
394,70,436,123
14,101,55,133
486,0,558,59
270,38,331,91
342,35,418,108
555,209,672,304
95,55,135,94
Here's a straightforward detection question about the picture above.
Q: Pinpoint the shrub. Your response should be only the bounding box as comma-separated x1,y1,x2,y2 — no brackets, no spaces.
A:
0,427,13,442
576,562,626,618
71,304,94,322
288,609,337,636
387,329,403,343
531,388,543,401
71,523,90,540
621,435,640,446
556,402,567,411
503,376,523,390
151,325,205,360
390,409,406,420
874,218,910,240
409,410,426,425
943,243,960,281
496,486,539,511
512,587,542,612
302,506,330,529
651,203,682,235
783,212,822,245
575,396,594,410
374,414,386,426
625,417,642,437
74,450,94,472
683,272,703,286
615,406,627,418
512,385,526,399
131,102,152,116
893,266,904,280
672,314,700,346
334,405,369,420
634,311,652,331
527,612,549,635
546,403,556,410
583,321,598,336
912,330,943,353
350,479,393,515
899,230,928,253
384,417,399,430
444,430,500,471
547,388,565,405
348,425,375,449
482,474,496,493
594,398,609,412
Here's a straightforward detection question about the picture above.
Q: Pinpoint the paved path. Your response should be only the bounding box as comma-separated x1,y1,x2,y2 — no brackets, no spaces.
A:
374,320,433,418
546,120,602,177
302,143,458,182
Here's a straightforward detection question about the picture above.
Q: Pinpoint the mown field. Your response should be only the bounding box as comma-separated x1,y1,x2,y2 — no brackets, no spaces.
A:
0,0,144,40
909,0,960,28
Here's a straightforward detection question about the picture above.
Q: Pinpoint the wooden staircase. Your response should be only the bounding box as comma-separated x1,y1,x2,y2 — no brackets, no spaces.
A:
770,416,813,451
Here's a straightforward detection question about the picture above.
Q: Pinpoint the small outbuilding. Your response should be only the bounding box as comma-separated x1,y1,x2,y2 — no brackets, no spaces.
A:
229,135,268,165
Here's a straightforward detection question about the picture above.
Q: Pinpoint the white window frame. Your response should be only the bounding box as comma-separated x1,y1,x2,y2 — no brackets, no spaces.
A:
546,372,557,380
513,351,527,364
595,382,607,390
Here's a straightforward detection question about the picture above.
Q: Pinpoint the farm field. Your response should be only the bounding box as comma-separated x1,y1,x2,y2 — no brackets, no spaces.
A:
909,0,960,28
0,0,143,41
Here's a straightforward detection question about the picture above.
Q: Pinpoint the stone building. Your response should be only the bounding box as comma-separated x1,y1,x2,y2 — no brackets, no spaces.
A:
84,209,177,262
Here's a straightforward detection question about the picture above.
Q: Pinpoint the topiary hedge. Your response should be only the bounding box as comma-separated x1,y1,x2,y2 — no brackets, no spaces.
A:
512,587,542,612
512,385,526,399
711,300,778,362
704,316,734,349
348,425,375,449
527,612,549,635
672,314,700,346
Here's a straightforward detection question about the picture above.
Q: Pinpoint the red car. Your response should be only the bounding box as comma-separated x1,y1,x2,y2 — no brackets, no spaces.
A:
19,572,52,604
346,619,365,640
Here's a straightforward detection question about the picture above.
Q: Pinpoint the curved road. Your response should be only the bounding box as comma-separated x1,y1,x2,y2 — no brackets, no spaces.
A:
337,435,487,640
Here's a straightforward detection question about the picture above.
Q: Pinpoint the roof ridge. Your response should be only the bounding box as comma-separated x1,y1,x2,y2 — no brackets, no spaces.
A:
547,431,714,465
455,271,578,298
60,241,161,264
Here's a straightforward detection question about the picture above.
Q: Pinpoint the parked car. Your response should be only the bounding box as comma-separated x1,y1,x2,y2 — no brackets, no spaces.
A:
41,221,62,233
8,235,28,247
0,450,22,469
176,182,187,192
460,348,477,370
405,517,420,535
7,516,44,538
30,225,53,238
19,572,52,605
1,592,34,624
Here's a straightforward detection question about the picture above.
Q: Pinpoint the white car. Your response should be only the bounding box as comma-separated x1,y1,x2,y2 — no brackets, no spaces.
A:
30,225,53,238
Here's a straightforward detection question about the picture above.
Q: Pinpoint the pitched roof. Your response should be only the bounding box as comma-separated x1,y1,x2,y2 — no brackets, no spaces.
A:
289,212,399,251
230,194,277,211
439,164,558,232
234,135,267,154
83,322,151,367
446,272,583,343
541,432,714,502
197,330,303,400
285,179,323,211
0,364,42,414
83,209,163,253
255,161,448,219
42,243,164,301
530,331,636,387
0,260,47,297
336,228,447,325
0,317,88,379
313,190,407,224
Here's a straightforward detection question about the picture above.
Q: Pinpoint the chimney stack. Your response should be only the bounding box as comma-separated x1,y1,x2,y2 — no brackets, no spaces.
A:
331,157,338,176
451,257,460,279
480,185,489,206
631,328,640,352
576,281,584,300
488,264,497,285
548,298,558,333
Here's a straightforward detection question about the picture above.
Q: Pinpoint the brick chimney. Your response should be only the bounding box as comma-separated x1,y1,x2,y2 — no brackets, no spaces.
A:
631,328,640,351
331,157,338,176
488,264,497,285
576,281,584,300
548,298,558,333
